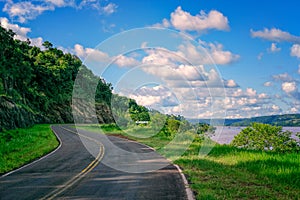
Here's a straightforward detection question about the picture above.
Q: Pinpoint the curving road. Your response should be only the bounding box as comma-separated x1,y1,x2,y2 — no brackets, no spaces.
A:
0,125,189,199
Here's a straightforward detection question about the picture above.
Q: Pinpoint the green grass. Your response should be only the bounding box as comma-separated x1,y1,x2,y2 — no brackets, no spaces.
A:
78,124,300,200
77,124,172,150
0,124,59,174
176,144,300,199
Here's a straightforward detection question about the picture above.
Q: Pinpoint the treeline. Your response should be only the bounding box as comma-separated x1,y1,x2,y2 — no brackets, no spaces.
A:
0,25,112,130
0,24,213,137
226,114,300,127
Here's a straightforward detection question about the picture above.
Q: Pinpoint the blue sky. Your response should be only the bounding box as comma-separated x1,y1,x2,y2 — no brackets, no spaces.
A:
1,0,300,119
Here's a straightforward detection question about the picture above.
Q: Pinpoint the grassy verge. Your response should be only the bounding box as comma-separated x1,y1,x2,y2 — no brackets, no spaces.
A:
176,143,299,199
77,124,172,150
0,124,59,174
78,124,300,199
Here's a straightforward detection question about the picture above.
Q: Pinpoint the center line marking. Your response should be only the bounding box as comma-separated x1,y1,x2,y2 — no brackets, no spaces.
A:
40,126,105,200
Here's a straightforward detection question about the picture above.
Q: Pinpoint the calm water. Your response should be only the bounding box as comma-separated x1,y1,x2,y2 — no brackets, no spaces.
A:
210,126,300,144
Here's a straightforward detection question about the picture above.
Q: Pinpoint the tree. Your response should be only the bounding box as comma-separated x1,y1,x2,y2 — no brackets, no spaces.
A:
231,123,299,152
42,41,53,49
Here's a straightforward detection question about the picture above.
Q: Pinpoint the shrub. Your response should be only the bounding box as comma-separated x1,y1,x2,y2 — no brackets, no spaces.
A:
231,123,299,152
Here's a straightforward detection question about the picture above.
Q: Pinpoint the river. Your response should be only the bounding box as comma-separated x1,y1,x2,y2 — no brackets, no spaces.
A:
210,126,300,144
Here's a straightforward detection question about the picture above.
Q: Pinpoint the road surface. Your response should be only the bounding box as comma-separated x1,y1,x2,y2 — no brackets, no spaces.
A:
0,125,188,199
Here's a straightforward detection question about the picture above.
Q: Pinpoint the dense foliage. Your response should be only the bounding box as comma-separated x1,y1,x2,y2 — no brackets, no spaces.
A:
0,25,113,129
231,123,300,152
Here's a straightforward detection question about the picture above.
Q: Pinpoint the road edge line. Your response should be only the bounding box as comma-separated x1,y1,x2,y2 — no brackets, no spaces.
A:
174,164,195,200
107,134,195,200
41,126,105,200
1,125,63,178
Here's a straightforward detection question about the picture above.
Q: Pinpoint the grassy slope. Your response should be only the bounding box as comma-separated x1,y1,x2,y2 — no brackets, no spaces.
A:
78,124,300,200
0,124,59,174
176,144,299,199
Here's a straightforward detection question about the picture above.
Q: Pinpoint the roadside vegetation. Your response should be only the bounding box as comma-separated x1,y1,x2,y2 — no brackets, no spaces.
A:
231,123,300,152
0,124,58,174
0,25,113,131
78,122,300,200
1,23,299,199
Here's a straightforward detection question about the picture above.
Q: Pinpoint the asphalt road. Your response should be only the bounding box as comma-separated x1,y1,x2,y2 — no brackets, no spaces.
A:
0,125,188,199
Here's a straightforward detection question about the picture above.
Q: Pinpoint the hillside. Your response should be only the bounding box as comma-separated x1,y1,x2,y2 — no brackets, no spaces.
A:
226,114,300,126
189,114,300,127
0,25,115,130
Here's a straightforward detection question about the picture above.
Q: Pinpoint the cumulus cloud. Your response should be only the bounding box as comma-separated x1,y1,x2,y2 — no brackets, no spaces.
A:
264,81,272,87
0,17,29,39
290,107,298,113
73,44,140,67
101,3,117,15
129,85,179,108
273,73,293,82
282,82,297,93
73,44,110,62
246,88,257,97
45,0,72,7
156,6,229,33
270,72,300,104
0,17,44,47
142,47,183,67
268,43,281,53
291,44,300,58
113,54,139,67
225,79,238,88
176,40,239,65
258,93,269,99
3,0,117,23
251,28,300,43
3,1,54,23
213,87,283,118
271,105,280,111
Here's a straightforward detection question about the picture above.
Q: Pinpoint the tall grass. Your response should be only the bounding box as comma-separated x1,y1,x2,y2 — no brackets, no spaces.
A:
78,124,300,199
176,143,300,199
0,124,59,174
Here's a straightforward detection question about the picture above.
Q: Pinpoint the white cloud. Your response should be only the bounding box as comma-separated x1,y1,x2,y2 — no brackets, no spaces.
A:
3,1,54,23
0,17,44,47
142,48,182,67
282,82,297,93
102,3,117,15
208,42,240,65
177,41,239,65
251,28,300,43
45,0,70,7
30,37,44,48
0,17,29,40
225,79,238,88
268,43,281,53
73,44,140,67
246,88,257,97
258,93,268,99
257,52,264,60
129,85,178,108
298,65,300,74
264,81,272,87
291,44,300,58
290,107,298,113
158,6,229,33
73,44,110,62
113,54,139,67
3,0,117,23
78,0,117,14
273,73,293,82
271,72,300,101
272,105,280,111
